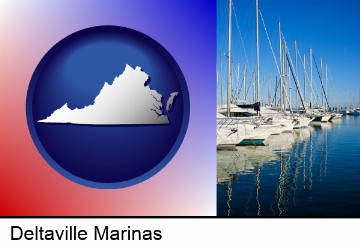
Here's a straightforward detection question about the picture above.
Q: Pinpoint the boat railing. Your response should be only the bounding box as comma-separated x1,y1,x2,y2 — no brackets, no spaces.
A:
217,117,258,129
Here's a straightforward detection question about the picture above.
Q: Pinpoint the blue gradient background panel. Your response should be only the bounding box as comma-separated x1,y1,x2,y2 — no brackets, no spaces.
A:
27,26,189,188
0,0,216,215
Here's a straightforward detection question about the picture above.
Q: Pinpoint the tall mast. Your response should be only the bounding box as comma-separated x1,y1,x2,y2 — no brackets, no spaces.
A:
227,0,232,117
326,63,328,110
295,40,298,110
320,57,323,108
243,64,246,100
283,43,287,110
253,71,256,102
303,54,306,104
237,62,240,102
310,48,313,110
262,74,265,105
275,76,278,107
279,21,283,110
288,63,290,110
255,0,260,107
269,72,272,106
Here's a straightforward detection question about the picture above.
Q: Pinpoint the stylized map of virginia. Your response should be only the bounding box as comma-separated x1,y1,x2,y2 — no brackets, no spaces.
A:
38,64,178,125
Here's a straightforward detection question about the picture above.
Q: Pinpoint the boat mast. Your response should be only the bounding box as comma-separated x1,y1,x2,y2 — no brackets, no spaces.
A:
255,0,260,111
326,63,328,110
279,21,282,111
283,43,287,110
320,57,323,108
279,21,287,112
236,63,240,102
268,72,272,106
310,48,313,110
303,54,306,104
227,0,232,117
295,40,298,110
275,76,278,107
288,62,290,110
262,74,265,105
243,64,246,101
253,71,256,102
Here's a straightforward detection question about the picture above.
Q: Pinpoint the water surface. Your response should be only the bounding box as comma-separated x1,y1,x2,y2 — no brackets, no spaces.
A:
217,116,360,217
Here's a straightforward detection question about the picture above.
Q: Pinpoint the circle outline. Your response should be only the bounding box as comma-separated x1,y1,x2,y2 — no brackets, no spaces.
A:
26,25,190,189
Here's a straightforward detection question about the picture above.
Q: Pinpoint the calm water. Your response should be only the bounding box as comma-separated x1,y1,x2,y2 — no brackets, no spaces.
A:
217,116,360,217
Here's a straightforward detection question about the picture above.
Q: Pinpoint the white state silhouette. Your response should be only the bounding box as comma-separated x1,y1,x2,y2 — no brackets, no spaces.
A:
38,64,178,125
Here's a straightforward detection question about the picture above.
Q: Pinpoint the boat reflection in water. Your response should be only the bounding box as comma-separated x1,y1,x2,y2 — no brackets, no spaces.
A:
217,125,334,216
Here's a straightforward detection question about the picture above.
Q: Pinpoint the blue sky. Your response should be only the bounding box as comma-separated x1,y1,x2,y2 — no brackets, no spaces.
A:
217,0,360,108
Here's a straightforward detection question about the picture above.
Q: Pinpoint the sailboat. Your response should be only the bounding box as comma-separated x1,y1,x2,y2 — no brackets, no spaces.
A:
217,0,289,147
216,0,257,149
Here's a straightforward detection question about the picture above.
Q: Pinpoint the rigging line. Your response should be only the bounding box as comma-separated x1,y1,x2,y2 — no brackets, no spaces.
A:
233,68,245,100
281,32,320,111
234,65,240,101
272,77,280,105
272,32,292,111
232,63,243,101
296,47,320,107
259,9,280,75
328,71,340,108
217,1,229,71
241,0,255,46
303,50,321,107
217,49,224,105
286,53,306,109
281,32,306,110
238,66,246,98
245,70,255,101
258,9,283,106
327,66,341,108
216,1,229,34
296,49,307,89
261,73,271,106
232,3,251,71
235,64,246,100
294,47,310,106
217,19,229,68
312,53,330,109
309,71,321,108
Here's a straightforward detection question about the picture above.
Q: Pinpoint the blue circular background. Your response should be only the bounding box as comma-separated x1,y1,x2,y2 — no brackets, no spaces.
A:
26,26,189,188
